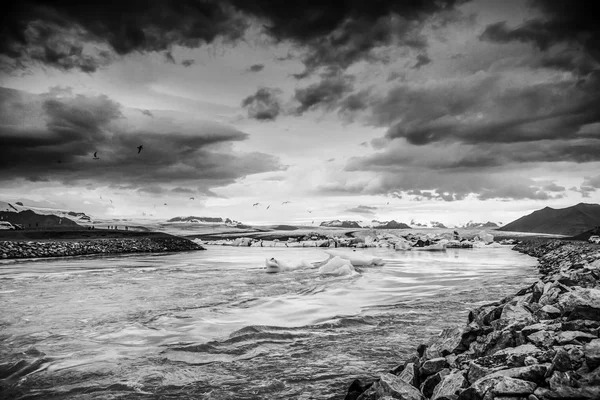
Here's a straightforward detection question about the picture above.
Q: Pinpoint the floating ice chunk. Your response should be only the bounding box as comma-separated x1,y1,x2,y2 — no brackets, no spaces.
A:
265,258,313,273
318,256,357,276
324,250,384,266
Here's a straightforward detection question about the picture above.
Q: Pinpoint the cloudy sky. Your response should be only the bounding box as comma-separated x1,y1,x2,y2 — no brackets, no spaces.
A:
1,0,599,226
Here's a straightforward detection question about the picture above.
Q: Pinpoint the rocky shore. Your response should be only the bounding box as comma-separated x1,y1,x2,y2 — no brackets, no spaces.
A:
0,236,205,259
345,240,600,400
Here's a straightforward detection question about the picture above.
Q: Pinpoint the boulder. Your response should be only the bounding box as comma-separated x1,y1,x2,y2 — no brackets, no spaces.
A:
431,370,467,400
534,385,600,400
398,363,419,388
420,369,449,399
420,357,449,377
538,305,561,319
471,376,536,398
584,338,600,369
467,362,506,384
500,304,536,327
527,330,555,348
557,288,600,314
550,348,575,372
483,364,549,385
521,322,560,336
375,373,423,400
425,326,469,358
555,330,597,345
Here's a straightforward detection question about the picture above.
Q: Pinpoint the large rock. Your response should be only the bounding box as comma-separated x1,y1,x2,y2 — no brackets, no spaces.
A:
499,304,536,327
534,385,600,400
471,376,536,398
521,322,560,336
420,357,448,377
555,330,597,345
425,324,483,358
558,288,600,314
467,362,506,384
483,364,549,385
398,363,419,388
584,338,600,369
431,370,467,400
538,305,561,319
375,373,423,400
420,369,449,399
527,330,555,348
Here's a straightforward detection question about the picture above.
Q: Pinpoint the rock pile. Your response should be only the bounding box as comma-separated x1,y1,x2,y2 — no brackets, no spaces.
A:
0,237,205,259
344,240,600,400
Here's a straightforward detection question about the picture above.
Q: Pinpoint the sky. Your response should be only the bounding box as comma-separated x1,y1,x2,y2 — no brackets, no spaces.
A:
1,0,599,227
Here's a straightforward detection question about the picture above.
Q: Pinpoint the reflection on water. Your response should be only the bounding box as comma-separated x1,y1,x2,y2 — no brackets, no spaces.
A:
0,246,538,399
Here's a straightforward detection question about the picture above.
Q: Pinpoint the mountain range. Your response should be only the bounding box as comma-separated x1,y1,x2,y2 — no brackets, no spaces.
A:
320,220,411,229
0,201,92,229
498,203,600,236
167,216,244,226
461,221,500,229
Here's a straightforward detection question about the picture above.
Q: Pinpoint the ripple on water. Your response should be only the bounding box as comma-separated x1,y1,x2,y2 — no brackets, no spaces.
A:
0,246,538,399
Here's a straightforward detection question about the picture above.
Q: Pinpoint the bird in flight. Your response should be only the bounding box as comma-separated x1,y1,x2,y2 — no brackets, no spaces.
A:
137,145,143,154
253,202,260,207
307,210,313,213
164,203,167,205
266,205,270,210
190,197,195,200
387,202,390,205
93,151,99,160
282,201,291,205
109,199,113,204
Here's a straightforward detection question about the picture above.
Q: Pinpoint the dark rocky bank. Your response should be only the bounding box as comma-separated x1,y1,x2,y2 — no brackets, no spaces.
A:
0,236,205,259
344,240,600,400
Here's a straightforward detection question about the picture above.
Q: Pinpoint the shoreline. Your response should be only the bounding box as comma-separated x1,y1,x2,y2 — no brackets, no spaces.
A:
0,230,205,259
344,240,600,400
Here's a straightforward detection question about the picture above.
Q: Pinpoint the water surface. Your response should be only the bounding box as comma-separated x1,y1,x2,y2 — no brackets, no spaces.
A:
0,246,538,399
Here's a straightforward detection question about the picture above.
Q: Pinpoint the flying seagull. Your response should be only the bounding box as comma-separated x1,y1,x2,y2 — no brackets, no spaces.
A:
137,145,143,154
282,201,291,205
190,197,195,200
109,199,113,204
266,205,270,210
164,203,167,205
93,151,99,160
253,202,260,207
307,210,312,213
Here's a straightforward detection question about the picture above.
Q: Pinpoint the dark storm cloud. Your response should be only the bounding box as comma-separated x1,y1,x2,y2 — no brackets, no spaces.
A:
239,0,465,76
1,1,248,72
293,73,354,115
164,51,176,64
412,54,431,69
480,0,600,63
241,87,282,120
181,59,196,67
247,64,264,73
345,205,377,215
353,70,600,148
543,182,566,192
0,87,282,188
1,0,467,73
137,186,167,195
171,187,197,194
